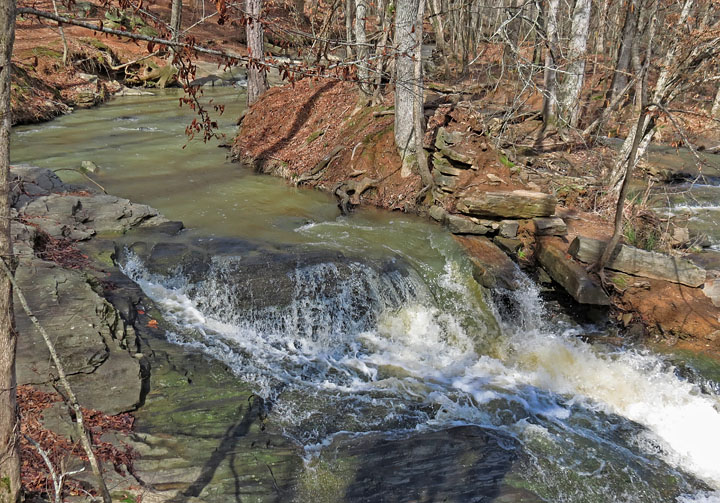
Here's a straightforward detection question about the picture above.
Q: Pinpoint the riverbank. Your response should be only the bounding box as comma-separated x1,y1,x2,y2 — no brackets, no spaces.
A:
232,77,720,352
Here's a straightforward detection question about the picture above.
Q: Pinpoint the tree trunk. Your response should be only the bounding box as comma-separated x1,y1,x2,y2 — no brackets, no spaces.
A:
540,0,559,132
0,0,20,499
345,0,354,58
245,0,268,106
608,0,693,190
712,83,720,118
609,0,639,101
354,0,370,95
294,0,306,20
558,0,591,128
413,0,433,189
394,0,421,174
170,0,182,58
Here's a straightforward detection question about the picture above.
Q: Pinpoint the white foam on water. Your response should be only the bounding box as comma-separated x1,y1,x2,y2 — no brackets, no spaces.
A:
121,250,720,492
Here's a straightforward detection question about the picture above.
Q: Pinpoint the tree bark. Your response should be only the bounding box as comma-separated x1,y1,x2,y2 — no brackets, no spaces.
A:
413,0,433,189
0,0,20,499
170,0,182,59
558,0,591,128
394,0,421,174
608,0,693,190
245,0,268,106
354,0,370,95
345,0,354,58
712,83,720,118
609,0,639,101
540,0,559,133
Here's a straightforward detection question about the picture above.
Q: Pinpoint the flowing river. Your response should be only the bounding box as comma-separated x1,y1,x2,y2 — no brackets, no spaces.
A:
11,87,720,502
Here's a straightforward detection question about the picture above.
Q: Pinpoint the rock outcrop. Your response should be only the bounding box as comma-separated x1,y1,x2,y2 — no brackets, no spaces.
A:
536,239,610,306
456,190,557,219
11,166,165,414
568,236,707,288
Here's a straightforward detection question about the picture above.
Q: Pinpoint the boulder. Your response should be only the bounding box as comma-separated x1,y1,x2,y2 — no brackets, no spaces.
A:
432,153,467,177
429,205,447,222
493,236,523,256
434,127,478,165
704,279,720,307
15,260,146,414
23,193,167,235
457,190,557,219
446,214,493,235
534,217,567,236
498,220,519,238
537,240,610,305
455,236,520,290
568,236,707,288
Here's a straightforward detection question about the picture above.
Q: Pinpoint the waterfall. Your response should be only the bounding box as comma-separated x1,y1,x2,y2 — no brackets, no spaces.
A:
121,248,720,501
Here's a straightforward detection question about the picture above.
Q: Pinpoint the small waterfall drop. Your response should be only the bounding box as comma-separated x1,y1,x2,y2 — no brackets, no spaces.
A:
121,246,720,502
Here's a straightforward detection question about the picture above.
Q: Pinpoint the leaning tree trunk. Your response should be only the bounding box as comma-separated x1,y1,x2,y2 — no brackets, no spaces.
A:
558,0,591,128
608,0,693,191
245,0,268,106
354,0,370,96
394,0,422,175
0,0,20,500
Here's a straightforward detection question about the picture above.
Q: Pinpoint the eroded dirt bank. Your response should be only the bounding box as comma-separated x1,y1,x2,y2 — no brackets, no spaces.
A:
233,77,720,354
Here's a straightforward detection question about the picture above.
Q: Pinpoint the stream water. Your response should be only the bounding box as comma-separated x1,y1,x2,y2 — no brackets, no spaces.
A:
11,88,720,502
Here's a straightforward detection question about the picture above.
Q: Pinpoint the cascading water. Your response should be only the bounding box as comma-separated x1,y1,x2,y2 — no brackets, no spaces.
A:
121,243,720,503
12,87,720,502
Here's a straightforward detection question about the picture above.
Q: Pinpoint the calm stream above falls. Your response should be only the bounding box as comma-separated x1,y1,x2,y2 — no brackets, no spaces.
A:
11,88,720,502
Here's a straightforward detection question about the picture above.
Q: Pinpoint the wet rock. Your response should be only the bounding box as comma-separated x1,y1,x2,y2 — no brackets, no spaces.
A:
493,236,523,256
10,165,71,208
457,190,557,219
446,214,493,235
537,240,611,306
23,193,167,235
455,235,520,290
429,205,447,222
568,236,707,288
306,426,538,503
533,216,567,236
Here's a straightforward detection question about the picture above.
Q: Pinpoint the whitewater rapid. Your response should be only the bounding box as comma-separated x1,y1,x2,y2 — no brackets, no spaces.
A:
121,247,720,501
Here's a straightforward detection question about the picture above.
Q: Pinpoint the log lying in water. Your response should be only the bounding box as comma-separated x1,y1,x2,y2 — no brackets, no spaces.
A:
456,190,557,219
568,236,707,288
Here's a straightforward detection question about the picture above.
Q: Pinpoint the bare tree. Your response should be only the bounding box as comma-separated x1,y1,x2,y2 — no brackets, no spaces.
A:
539,0,560,134
0,0,20,500
558,0,591,128
394,0,421,175
354,0,370,96
246,0,268,106
609,0,640,101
